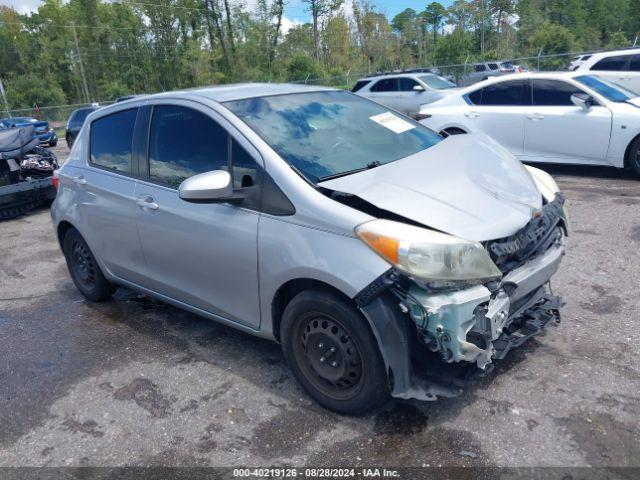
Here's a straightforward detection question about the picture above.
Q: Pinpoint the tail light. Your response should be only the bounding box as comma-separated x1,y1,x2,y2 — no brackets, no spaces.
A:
52,170,59,190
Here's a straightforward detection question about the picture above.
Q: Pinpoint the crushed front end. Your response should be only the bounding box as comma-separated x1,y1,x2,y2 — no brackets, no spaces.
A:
358,193,568,401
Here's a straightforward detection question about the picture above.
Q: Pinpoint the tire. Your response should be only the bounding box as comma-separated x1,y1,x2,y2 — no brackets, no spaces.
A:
49,140,58,147
280,289,390,414
62,228,115,301
628,136,640,178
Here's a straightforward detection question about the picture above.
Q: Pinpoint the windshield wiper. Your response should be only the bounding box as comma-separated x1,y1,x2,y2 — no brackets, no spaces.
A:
317,161,381,182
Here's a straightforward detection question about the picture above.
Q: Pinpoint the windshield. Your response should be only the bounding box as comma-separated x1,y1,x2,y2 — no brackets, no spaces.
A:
499,62,514,69
419,74,455,89
575,75,636,102
224,91,441,183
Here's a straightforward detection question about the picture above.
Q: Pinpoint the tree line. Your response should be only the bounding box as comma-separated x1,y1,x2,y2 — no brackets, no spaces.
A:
1,0,639,111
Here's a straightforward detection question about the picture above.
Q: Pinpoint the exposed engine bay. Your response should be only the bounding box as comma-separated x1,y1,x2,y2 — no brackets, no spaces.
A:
0,125,58,220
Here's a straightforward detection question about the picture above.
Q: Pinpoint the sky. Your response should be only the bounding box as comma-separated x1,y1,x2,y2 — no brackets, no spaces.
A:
3,0,455,22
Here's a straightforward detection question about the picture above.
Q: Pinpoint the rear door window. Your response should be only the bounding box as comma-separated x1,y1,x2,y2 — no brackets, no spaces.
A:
479,81,526,106
466,81,526,106
532,79,586,106
90,108,138,173
148,105,229,188
474,64,486,72
370,78,398,92
629,55,640,72
591,55,632,71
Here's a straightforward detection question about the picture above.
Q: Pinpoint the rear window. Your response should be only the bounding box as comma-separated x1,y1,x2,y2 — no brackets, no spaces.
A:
351,80,370,93
90,109,137,173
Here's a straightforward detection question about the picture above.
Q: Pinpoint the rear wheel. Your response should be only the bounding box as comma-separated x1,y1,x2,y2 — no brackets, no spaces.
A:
628,136,640,178
62,228,115,301
280,289,390,414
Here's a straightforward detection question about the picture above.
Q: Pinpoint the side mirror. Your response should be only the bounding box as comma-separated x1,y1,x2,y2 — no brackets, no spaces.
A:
413,84,425,92
571,93,593,111
178,170,241,203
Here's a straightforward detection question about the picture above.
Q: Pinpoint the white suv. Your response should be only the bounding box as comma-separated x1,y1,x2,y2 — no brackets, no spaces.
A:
352,73,456,118
575,48,640,94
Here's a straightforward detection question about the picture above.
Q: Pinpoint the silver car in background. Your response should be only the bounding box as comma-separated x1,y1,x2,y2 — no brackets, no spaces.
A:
457,61,517,86
52,84,568,414
352,73,457,117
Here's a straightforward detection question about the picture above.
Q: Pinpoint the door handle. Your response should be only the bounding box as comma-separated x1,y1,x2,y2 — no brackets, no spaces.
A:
72,175,87,185
527,113,545,121
464,111,480,118
136,195,159,211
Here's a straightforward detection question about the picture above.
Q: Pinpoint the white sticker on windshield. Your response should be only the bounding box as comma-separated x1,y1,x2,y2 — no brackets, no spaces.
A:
369,112,415,134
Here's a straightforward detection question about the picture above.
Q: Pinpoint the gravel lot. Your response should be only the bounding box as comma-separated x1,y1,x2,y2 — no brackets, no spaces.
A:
0,139,639,470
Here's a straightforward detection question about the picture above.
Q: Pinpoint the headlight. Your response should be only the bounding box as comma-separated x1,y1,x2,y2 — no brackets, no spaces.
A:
525,165,559,203
355,219,502,282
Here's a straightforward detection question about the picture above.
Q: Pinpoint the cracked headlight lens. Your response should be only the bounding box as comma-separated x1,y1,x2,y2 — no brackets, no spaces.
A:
356,219,502,282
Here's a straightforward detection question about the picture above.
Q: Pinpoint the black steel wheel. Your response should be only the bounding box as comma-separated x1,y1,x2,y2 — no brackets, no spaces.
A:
62,228,115,301
281,289,390,414
294,313,364,400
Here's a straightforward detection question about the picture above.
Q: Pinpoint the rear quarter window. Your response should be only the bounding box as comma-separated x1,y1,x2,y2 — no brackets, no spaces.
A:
90,109,138,174
351,80,370,92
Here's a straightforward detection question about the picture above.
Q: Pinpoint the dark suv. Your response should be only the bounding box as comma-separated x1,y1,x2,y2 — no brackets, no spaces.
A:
65,107,99,148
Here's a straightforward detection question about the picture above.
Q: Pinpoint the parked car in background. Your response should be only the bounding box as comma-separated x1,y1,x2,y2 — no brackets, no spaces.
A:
66,107,99,148
574,48,640,94
51,83,567,414
457,61,516,86
0,124,58,220
352,73,457,117
418,72,640,176
569,54,593,71
0,117,57,147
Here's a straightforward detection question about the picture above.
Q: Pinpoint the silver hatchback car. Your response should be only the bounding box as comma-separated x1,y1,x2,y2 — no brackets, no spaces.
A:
52,84,568,414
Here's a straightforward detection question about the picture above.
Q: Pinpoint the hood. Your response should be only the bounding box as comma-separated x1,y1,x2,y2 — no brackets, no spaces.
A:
318,134,542,242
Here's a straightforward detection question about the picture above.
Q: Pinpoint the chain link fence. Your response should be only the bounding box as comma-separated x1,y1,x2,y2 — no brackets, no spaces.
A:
2,47,634,125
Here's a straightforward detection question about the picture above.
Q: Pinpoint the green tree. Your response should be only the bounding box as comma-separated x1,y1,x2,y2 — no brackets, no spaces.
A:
422,2,447,44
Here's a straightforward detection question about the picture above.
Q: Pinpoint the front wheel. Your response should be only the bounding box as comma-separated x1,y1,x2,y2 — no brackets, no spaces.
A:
280,290,390,414
628,137,640,178
62,228,115,302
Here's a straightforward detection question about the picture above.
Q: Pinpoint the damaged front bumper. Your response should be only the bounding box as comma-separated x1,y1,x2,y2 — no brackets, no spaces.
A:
407,237,565,370
359,235,565,402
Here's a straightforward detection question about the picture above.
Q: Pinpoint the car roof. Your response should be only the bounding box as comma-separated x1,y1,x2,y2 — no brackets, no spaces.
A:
4,117,36,123
135,83,336,104
588,48,640,59
357,72,438,82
